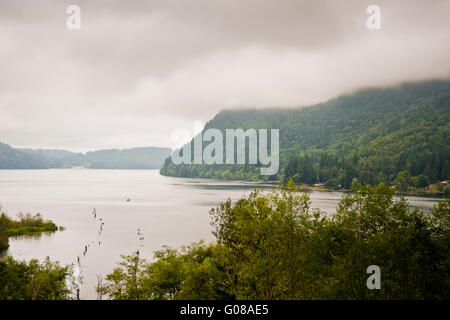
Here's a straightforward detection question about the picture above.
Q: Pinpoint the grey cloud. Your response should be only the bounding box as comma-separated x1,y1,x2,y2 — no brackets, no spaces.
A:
0,0,449,151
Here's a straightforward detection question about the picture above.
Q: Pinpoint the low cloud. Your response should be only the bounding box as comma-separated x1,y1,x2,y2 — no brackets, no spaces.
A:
0,0,449,151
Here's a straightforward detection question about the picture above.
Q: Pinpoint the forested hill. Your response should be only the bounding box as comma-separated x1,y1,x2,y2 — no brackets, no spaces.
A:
0,143,52,169
0,145,171,169
160,79,450,191
60,147,171,169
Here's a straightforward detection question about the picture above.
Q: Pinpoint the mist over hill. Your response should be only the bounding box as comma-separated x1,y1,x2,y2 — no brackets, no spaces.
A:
161,79,450,190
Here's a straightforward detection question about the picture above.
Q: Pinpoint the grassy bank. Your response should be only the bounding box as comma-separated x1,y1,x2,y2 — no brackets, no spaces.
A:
0,208,61,252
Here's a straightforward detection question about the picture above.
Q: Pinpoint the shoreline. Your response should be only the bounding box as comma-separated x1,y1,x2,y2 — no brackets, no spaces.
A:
0,168,447,199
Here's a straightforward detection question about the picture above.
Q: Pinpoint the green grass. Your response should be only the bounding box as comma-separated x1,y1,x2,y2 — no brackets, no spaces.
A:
0,211,62,252
5,223,58,237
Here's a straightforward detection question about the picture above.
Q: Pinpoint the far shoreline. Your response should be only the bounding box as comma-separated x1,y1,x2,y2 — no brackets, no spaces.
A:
0,168,447,199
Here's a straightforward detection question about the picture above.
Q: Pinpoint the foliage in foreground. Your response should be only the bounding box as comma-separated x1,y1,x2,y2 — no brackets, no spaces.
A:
0,257,72,300
102,182,450,300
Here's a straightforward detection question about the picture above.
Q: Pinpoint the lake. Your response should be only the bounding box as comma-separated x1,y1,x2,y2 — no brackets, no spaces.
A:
0,169,440,299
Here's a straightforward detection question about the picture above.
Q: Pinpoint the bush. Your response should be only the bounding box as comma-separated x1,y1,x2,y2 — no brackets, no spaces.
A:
0,207,60,254
444,186,450,197
0,257,72,300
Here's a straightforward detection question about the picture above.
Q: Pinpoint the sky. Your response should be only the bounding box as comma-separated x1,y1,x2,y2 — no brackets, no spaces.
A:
0,0,449,152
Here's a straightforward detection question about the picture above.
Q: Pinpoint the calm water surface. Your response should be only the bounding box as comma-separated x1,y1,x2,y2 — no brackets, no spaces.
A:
0,169,439,299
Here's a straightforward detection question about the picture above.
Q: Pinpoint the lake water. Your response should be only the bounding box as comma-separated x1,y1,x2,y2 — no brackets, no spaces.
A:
0,169,440,299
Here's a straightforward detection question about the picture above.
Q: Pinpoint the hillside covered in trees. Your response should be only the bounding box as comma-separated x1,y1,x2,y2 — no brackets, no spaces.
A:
0,143,53,169
0,145,171,170
160,80,450,192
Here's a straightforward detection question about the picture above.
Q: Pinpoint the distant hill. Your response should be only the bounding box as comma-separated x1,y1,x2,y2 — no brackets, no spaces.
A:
19,148,78,160
160,79,450,189
0,144,171,170
62,147,172,169
0,143,51,169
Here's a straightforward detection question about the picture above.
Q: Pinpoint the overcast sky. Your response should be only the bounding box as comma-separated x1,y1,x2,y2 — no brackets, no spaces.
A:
0,0,449,152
